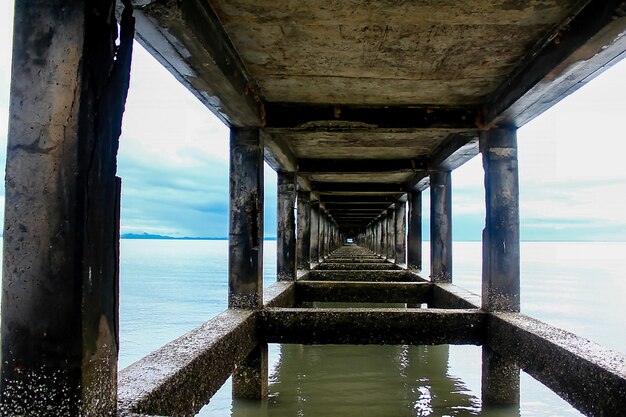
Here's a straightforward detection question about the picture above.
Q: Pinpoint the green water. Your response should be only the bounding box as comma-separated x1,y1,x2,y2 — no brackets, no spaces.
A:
117,240,624,416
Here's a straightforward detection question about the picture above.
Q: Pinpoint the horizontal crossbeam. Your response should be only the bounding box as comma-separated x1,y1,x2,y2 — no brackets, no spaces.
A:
260,308,485,345
296,281,430,303
265,103,481,130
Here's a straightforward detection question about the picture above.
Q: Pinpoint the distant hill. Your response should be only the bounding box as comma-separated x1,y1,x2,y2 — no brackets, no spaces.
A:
121,233,226,240
121,233,277,241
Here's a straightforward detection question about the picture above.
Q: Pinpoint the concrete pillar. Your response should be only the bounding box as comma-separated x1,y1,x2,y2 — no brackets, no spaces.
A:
480,129,520,406
297,191,311,270
1,2,134,414
277,172,297,281
229,128,264,309
395,201,407,265
482,346,520,405
380,214,387,258
481,129,520,312
229,128,266,399
407,191,423,271
386,208,396,260
310,202,320,264
430,171,452,282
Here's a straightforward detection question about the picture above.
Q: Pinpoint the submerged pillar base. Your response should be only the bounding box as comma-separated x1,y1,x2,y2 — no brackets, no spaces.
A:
232,344,268,399
481,345,520,405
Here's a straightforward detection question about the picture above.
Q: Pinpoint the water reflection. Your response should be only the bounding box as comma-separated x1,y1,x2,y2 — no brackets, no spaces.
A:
229,344,521,417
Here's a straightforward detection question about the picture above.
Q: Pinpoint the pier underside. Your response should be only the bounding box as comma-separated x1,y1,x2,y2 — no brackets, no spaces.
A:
118,245,626,417
3,0,626,415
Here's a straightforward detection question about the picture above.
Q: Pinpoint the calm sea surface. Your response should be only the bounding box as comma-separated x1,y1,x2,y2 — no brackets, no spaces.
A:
119,240,625,416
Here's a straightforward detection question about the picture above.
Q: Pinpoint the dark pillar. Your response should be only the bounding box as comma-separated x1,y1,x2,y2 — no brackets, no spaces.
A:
482,346,520,405
229,128,264,309
407,191,423,271
480,129,520,406
1,2,134,414
229,129,267,399
297,191,311,270
481,129,520,312
386,208,395,260
380,213,387,258
277,172,297,281
232,344,269,400
430,171,452,282
395,202,407,265
310,201,320,264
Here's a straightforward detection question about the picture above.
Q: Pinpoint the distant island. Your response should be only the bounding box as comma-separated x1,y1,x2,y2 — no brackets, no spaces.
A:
121,233,276,241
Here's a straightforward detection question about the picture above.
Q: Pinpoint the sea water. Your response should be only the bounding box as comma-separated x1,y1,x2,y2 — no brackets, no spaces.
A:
119,240,625,416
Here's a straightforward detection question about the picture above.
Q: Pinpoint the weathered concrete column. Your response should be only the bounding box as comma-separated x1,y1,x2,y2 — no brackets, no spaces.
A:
297,191,311,270
277,172,297,281
1,2,134,414
380,213,387,258
377,220,383,255
310,201,320,264
395,201,407,265
430,171,452,282
386,207,396,260
229,128,267,399
482,346,520,406
480,129,520,406
481,129,520,312
229,128,264,309
320,211,327,259
407,191,423,271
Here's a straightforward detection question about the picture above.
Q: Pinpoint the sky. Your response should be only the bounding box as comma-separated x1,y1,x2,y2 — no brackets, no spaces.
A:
1,2,626,241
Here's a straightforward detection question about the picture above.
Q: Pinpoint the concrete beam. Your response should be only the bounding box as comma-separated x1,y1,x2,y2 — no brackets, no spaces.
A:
313,182,406,193
430,283,481,310
118,310,257,416
295,281,431,304
488,312,626,416
263,282,296,308
486,0,626,128
264,133,297,172
132,0,263,127
265,103,481,129
316,263,400,270
261,308,486,345
298,158,427,174
430,134,480,171
306,270,424,282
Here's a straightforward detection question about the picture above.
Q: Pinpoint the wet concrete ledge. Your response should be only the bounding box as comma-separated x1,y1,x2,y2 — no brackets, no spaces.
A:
431,283,481,309
118,309,257,416
488,312,626,417
306,270,425,282
264,281,296,307
323,258,389,263
296,281,431,304
260,308,486,345
316,262,401,270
